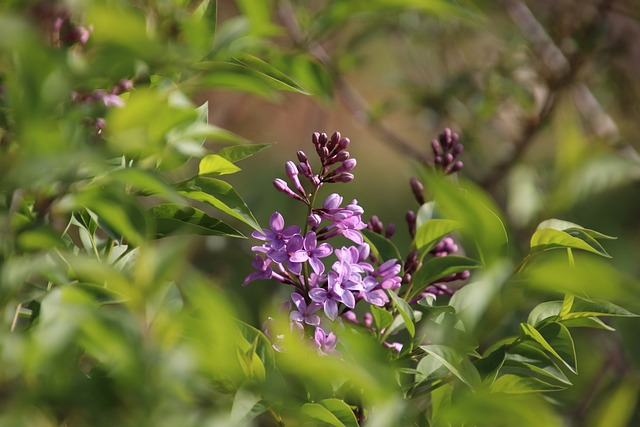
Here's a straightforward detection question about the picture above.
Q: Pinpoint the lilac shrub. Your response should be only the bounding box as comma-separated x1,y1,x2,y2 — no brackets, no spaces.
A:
244,131,403,353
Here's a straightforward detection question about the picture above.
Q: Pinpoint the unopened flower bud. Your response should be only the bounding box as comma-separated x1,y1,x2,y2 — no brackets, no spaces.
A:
405,210,416,238
448,160,464,174
328,132,341,152
285,161,298,178
410,177,425,205
333,151,350,162
445,153,454,166
325,173,354,183
431,139,442,156
452,143,464,156
369,215,383,233
273,178,306,202
402,273,412,285
385,223,395,238
307,213,321,229
297,151,308,162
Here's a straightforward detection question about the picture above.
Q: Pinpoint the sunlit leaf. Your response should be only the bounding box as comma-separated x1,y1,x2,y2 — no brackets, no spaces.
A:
179,177,261,231
388,291,415,338
216,143,274,163
362,229,402,262
198,154,241,176
148,203,244,238
414,219,463,255
420,344,482,389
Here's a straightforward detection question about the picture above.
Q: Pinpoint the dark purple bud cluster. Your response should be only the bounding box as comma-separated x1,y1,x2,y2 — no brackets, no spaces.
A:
405,210,417,239
366,215,396,239
274,132,356,204
55,16,92,46
431,128,463,174
417,235,470,299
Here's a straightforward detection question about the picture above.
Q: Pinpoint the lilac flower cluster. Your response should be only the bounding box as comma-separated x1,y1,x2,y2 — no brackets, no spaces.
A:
72,80,134,134
244,132,403,354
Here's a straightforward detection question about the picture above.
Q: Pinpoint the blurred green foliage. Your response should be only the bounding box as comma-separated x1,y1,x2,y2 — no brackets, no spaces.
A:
1,0,639,426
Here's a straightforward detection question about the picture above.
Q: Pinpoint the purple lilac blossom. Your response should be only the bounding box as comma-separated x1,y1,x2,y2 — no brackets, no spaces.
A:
314,327,337,355
288,231,333,275
252,211,301,251
290,293,322,327
242,255,273,286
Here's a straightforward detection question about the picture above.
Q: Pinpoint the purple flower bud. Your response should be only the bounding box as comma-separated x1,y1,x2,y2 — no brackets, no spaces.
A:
445,153,454,166
334,151,350,162
402,273,412,284
405,210,416,238
448,161,464,173
336,137,350,152
307,213,322,229
452,143,464,156
363,312,373,328
94,117,106,134
434,155,443,165
285,161,298,178
325,173,354,183
297,162,312,177
318,132,328,146
431,139,442,156
327,131,341,152
410,177,425,205
385,223,395,238
273,178,306,202
297,151,308,162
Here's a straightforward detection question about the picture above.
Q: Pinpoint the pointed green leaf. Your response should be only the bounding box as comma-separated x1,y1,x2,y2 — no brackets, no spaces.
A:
420,344,482,390
527,301,561,327
503,343,572,387
560,316,615,331
148,203,244,238
362,229,402,262
319,399,359,427
216,143,273,163
370,305,394,331
520,323,576,373
530,228,610,257
414,219,463,255
232,54,310,94
301,403,346,427
538,322,577,373
388,291,415,338
179,177,260,231
561,297,639,319
491,374,567,394
198,154,241,176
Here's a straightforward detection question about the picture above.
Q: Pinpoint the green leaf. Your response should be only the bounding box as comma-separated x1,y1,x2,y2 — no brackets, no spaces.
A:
71,189,148,247
17,227,62,251
216,143,273,163
420,344,482,389
232,54,309,94
318,399,359,427
301,403,347,427
586,373,640,427
362,229,402,262
474,345,507,388
107,168,184,204
527,301,561,327
388,291,415,338
491,374,567,394
148,203,244,238
560,317,615,331
198,154,241,176
560,297,639,320
422,172,508,263
530,228,611,258
538,322,577,373
520,322,576,373
503,343,572,387
370,305,394,331
414,219,463,255
179,177,260,231
410,256,481,300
